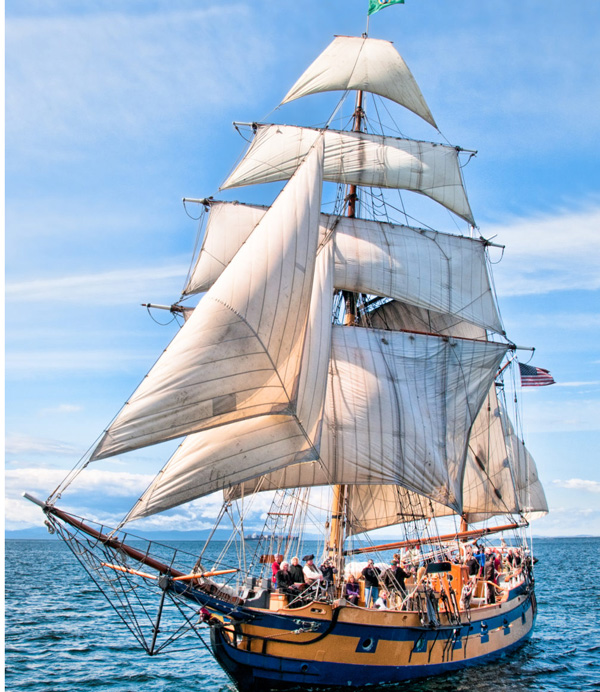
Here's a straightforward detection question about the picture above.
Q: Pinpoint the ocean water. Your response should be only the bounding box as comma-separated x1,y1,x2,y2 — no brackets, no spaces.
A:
5,536,600,692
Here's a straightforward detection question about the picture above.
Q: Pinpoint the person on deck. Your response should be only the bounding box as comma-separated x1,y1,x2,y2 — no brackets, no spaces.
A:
320,558,337,600
362,559,381,608
374,591,389,610
276,562,299,598
272,554,284,584
344,574,360,605
493,549,502,576
465,551,480,578
382,560,411,602
289,556,304,585
484,549,497,604
474,546,486,577
302,555,323,586
514,548,523,568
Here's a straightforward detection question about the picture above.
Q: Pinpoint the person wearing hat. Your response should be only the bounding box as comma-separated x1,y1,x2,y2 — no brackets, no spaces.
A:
302,555,322,585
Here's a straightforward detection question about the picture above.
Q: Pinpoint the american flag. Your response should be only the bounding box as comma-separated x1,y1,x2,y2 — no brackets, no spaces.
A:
519,363,555,387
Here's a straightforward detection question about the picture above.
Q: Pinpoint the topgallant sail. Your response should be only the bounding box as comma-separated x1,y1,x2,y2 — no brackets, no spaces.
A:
26,33,549,691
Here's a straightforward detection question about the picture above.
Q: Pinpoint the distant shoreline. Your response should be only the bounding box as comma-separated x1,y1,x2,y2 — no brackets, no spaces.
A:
5,531,599,541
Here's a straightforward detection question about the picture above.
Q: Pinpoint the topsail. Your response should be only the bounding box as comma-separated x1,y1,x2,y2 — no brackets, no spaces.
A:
185,202,501,333
221,125,475,225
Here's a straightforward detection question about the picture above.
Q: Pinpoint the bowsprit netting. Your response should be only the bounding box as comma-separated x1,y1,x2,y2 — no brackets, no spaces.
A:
45,513,217,657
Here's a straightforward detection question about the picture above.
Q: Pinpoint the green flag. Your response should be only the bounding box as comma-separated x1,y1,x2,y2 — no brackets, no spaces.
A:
368,0,405,15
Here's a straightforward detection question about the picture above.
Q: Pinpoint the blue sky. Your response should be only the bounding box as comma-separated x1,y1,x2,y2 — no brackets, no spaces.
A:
5,1,600,537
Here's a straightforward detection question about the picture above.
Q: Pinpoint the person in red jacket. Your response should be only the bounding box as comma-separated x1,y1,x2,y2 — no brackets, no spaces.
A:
272,554,284,583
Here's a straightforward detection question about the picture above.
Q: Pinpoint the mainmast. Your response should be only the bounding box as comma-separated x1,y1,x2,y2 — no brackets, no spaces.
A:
328,87,365,575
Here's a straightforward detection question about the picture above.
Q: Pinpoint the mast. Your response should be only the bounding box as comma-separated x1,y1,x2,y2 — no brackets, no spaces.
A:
328,88,365,573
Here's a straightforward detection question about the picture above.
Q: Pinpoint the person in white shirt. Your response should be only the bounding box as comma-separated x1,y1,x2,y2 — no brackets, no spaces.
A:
375,591,389,610
302,555,323,585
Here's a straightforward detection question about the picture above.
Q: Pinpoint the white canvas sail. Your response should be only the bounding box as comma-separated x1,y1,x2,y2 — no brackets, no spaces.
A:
221,125,475,225
319,327,508,511
185,203,499,332
343,389,549,534
367,300,489,339
90,143,324,461
345,484,449,535
128,327,507,520
186,201,268,294
126,242,335,522
281,36,437,128
228,309,488,508
503,407,549,521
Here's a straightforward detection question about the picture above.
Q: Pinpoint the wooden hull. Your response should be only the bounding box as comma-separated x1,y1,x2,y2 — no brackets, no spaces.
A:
193,582,536,691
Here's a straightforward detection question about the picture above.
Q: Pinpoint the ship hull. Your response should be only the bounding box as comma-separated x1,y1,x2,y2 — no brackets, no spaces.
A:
203,584,536,691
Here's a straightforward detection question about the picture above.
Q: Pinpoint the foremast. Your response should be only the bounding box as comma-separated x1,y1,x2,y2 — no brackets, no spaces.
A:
328,86,365,580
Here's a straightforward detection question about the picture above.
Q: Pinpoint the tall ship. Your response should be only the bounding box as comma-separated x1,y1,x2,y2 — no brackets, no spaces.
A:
26,29,550,691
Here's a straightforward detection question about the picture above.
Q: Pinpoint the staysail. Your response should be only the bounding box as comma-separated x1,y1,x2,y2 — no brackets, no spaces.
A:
221,125,475,225
90,142,325,461
281,35,437,128
124,243,334,522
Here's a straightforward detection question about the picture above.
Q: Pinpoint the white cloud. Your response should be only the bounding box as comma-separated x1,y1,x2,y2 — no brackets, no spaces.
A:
40,403,83,415
532,507,600,536
6,348,158,375
5,433,79,456
6,467,154,498
5,497,50,529
553,478,600,494
6,263,187,305
6,467,154,529
489,205,600,296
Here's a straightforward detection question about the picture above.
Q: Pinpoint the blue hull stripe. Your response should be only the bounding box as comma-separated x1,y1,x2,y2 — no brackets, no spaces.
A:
213,625,534,688
179,581,531,641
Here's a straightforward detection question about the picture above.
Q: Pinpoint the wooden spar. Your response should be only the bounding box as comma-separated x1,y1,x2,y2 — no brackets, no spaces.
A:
173,568,239,581
327,484,346,562
101,562,158,580
345,89,364,219
99,562,238,582
46,504,186,577
344,522,526,556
